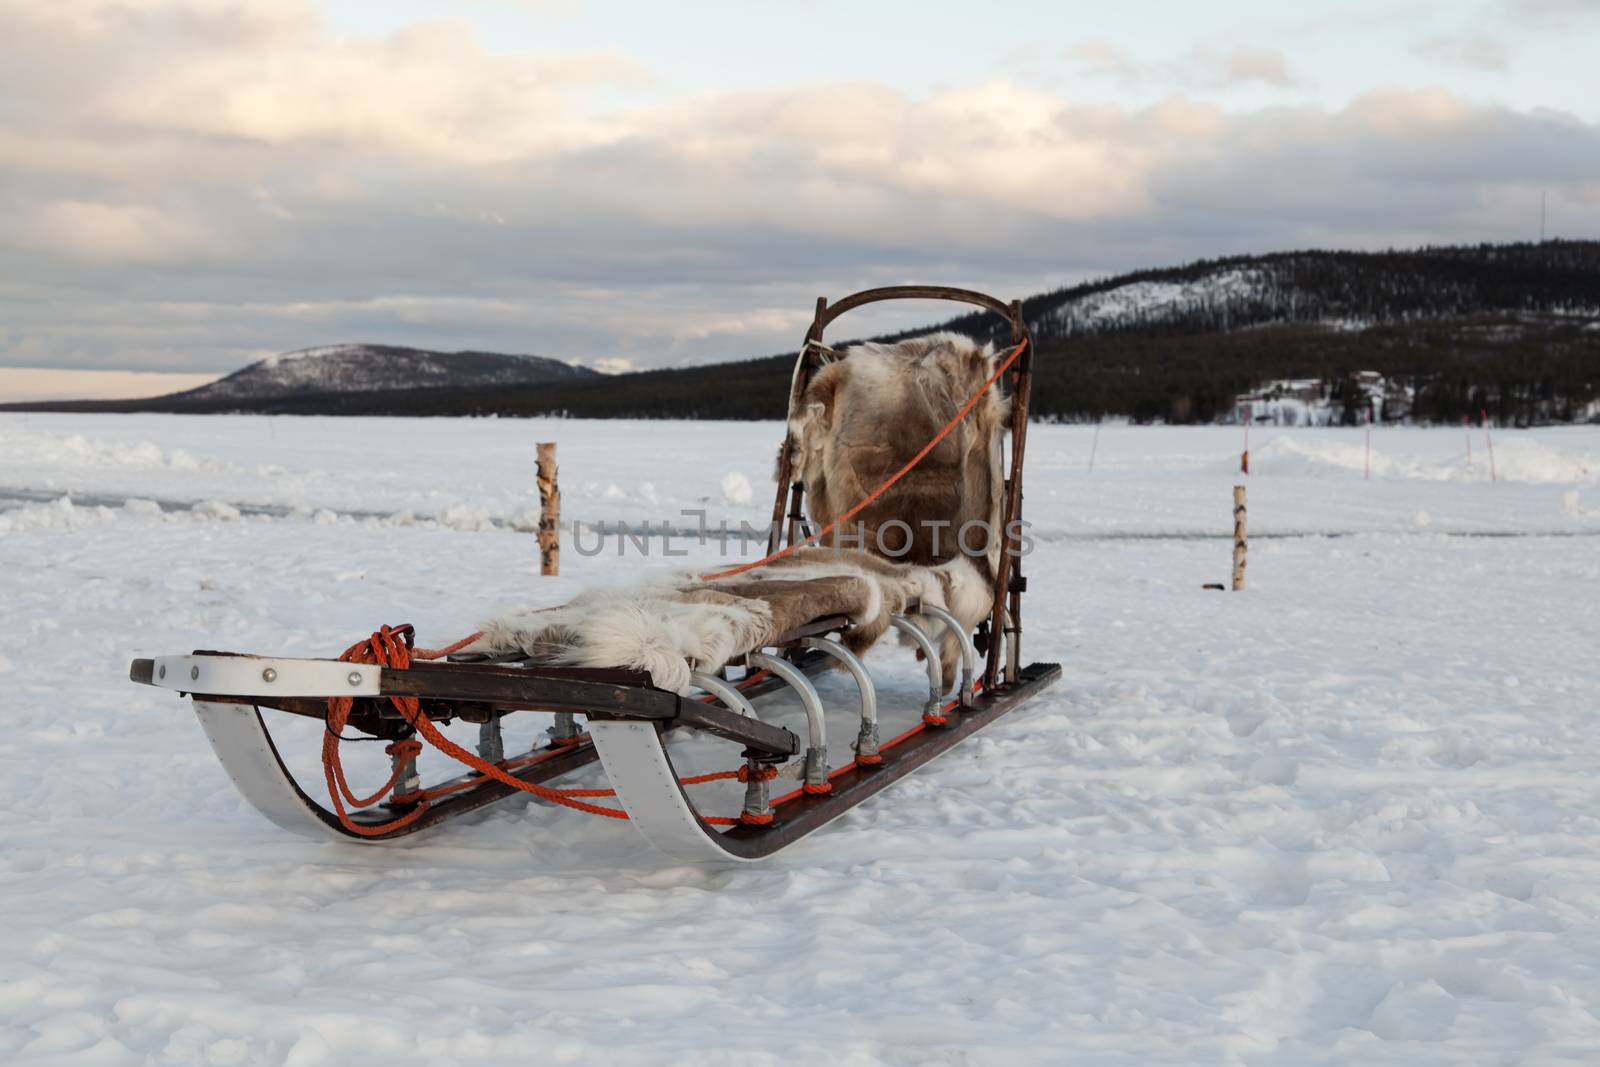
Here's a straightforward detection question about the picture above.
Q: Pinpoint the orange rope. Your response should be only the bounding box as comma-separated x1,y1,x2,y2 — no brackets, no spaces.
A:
320,633,433,837
320,628,775,833
699,338,1027,582
322,626,625,831
323,629,985,834
412,631,483,660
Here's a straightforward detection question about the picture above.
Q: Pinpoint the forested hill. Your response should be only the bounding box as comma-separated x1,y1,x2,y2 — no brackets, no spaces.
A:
12,241,1598,425
967,240,1600,343
941,240,1600,425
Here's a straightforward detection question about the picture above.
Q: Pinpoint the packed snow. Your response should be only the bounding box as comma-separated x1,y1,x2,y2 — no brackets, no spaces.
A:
3,412,1599,1065
261,344,367,369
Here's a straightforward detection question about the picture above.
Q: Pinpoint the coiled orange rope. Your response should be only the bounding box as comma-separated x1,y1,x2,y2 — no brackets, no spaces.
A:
321,627,764,835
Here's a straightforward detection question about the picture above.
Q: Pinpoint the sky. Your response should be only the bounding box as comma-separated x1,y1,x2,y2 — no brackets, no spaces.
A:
1,0,1597,397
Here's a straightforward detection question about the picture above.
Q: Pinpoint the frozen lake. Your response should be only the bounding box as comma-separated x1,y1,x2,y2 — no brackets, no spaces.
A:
2,413,1599,1065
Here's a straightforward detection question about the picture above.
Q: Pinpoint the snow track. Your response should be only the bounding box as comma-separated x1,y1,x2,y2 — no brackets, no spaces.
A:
2,414,1599,1065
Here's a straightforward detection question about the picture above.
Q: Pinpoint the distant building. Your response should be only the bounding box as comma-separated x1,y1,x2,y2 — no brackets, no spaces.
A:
1234,378,1328,426
1232,373,1415,425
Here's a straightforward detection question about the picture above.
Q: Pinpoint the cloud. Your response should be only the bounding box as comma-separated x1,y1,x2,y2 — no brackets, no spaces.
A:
1063,41,1144,83
1064,41,1300,90
1209,47,1299,89
0,0,645,164
1416,33,1511,72
1498,0,1600,19
6,200,234,264
0,1,1596,375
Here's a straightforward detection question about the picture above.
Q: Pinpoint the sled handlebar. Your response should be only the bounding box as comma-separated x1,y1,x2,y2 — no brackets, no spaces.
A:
808,286,1028,344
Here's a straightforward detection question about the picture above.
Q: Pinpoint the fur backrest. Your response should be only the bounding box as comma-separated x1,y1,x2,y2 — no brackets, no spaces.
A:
786,332,1011,583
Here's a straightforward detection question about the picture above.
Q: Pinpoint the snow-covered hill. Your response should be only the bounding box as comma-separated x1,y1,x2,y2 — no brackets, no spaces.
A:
1012,243,1600,341
170,344,598,402
1045,266,1273,334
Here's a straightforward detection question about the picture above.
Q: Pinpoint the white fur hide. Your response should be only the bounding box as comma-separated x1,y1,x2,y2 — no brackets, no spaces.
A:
469,553,990,695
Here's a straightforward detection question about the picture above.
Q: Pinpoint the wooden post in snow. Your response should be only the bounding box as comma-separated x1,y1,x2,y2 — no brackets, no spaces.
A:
1231,485,1248,592
537,442,559,576
1481,409,1497,483
1364,407,1372,481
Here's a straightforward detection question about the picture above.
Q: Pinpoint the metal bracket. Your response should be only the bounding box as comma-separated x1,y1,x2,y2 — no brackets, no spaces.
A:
919,604,977,708
141,655,380,698
477,714,505,763
689,672,759,719
799,636,879,762
548,711,583,746
889,614,945,720
747,651,829,789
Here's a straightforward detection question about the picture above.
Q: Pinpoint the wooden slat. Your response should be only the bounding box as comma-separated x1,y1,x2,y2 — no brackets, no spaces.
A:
589,700,798,757
770,614,850,646
378,663,677,714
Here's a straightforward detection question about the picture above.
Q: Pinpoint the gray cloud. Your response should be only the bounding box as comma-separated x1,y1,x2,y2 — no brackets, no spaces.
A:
1064,41,1300,90
1208,46,1300,89
1062,41,1146,84
1416,32,1511,71
1,2,1596,377
1498,0,1600,19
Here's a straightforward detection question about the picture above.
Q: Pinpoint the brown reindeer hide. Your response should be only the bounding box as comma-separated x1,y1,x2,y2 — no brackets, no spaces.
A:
786,331,1010,580
784,332,1011,680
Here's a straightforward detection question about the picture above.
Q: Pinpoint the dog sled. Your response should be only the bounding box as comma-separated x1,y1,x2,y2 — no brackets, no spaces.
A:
129,286,1062,862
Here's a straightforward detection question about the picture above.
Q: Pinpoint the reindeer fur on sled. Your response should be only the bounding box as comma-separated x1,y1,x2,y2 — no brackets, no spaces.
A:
471,332,1007,693
784,331,1011,680
472,548,988,695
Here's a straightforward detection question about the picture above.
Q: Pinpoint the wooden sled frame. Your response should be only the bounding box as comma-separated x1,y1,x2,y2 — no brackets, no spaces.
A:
128,287,1061,862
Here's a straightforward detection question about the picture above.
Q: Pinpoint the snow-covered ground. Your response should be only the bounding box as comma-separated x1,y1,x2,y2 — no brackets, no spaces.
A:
3,413,1599,1065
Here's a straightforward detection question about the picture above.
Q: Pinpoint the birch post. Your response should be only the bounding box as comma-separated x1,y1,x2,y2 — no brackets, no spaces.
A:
1482,409,1497,483
1231,485,1247,591
1364,407,1372,481
537,442,559,576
